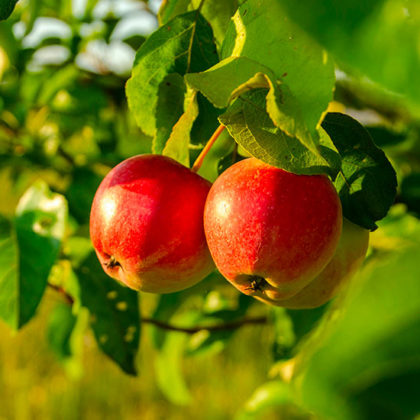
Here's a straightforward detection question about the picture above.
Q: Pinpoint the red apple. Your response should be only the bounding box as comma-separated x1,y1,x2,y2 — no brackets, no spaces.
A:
90,154,214,293
204,157,342,300
266,218,369,309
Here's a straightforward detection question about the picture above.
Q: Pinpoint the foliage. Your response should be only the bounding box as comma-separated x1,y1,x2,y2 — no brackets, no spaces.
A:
0,0,419,418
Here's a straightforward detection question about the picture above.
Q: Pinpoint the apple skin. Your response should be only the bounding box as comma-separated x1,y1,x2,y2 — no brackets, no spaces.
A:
263,218,369,309
204,157,342,300
90,154,214,293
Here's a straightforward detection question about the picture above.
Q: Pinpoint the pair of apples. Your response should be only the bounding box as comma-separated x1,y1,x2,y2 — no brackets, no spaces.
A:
90,154,369,309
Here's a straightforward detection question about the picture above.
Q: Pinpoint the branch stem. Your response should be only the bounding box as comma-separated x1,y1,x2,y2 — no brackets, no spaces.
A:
141,315,268,334
191,124,225,173
47,283,267,333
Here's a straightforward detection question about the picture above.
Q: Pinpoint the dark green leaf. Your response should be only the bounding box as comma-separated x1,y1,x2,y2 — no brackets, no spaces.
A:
158,0,237,47
0,0,18,21
322,112,397,230
75,251,140,375
219,90,341,176
153,73,186,154
67,167,103,224
47,302,77,360
400,173,420,217
0,181,67,330
126,11,218,145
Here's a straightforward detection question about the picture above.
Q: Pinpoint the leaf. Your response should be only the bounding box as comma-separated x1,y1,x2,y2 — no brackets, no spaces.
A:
150,292,184,349
400,173,420,217
153,73,186,154
126,11,218,142
0,0,18,21
163,89,199,166
236,381,297,420
66,167,103,224
186,291,253,357
37,65,79,105
75,251,140,375
186,56,318,153
155,311,198,405
219,89,341,176
158,0,191,25
47,302,77,360
221,0,335,133
298,244,420,420
158,0,238,47
0,181,67,330
278,0,420,110
322,112,397,230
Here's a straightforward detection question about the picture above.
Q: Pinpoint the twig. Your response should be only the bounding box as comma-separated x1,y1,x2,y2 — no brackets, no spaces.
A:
191,124,225,173
47,283,75,305
47,282,267,333
141,315,268,334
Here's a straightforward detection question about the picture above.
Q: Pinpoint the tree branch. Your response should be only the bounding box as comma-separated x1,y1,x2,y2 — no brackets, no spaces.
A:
48,283,75,305
47,283,268,333
141,315,268,334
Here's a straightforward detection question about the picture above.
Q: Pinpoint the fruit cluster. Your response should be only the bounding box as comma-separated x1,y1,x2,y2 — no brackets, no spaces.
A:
90,154,369,309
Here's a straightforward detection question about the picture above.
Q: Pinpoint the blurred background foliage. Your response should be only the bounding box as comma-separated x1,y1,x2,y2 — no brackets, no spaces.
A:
1,0,420,419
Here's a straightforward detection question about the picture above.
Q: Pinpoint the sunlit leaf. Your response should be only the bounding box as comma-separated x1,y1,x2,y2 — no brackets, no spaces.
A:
0,181,67,329
126,11,218,143
298,243,420,419
219,89,341,176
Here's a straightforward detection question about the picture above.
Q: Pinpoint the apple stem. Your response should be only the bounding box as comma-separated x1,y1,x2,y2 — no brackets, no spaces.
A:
191,124,226,173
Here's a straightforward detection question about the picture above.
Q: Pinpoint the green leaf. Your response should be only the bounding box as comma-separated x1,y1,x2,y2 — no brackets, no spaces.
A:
47,302,77,360
322,113,397,230
221,0,335,133
75,251,140,375
126,11,218,143
298,243,420,420
0,0,18,21
186,56,318,153
236,381,297,420
67,167,103,224
37,65,79,105
400,173,420,217
0,181,67,330
158,0,191,25
155,311,198,405
158,0,238,47
186,291,253,357
150,292,184,350
278,0,420,110
153,73,186,154
162,89,199,166
219,89,341,176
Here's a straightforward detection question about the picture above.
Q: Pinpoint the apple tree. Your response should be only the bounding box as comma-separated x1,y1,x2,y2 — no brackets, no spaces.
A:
1,0,420,418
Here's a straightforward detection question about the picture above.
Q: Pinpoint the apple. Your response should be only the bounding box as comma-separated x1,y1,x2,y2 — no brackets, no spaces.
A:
204,157,342,300
266,218,369,309
90,154,214,293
